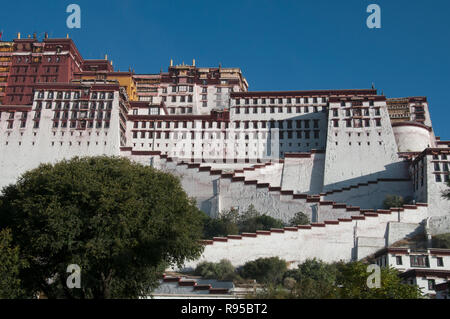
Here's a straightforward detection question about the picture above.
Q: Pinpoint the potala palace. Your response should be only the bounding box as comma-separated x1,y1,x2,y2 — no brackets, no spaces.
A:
1,35,450,286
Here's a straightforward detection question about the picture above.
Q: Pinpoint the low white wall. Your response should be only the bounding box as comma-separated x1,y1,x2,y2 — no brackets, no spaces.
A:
281,154,325,194
180,205,428,270
426,216,450,236
387,222,425,246
324,180,413,210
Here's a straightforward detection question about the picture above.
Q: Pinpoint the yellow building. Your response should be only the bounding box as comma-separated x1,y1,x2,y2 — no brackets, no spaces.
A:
75,71,138,101
0,41,15,104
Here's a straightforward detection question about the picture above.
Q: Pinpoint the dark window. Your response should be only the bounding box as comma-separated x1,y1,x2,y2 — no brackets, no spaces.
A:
396,256,403,265
410,255,429,268
437,257,444,267
428,279,435,291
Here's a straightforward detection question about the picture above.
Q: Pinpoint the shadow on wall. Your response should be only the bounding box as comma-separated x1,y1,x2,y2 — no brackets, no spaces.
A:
309,155,325,194
324,161,411,192
264,112,327,158
387,222,426,247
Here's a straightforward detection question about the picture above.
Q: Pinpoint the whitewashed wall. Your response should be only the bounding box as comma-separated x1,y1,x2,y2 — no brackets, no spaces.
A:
0,92,122,189
180,205,428,270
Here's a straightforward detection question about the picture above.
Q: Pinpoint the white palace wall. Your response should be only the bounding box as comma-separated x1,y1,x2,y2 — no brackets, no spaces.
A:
281,152,325,194
425,155,450,217
323,179,413,210
0,93,122,189
180,204,429,270
323,100,405,191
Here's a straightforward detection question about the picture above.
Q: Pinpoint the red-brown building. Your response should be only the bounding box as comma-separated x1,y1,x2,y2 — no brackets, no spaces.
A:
1,35,116,106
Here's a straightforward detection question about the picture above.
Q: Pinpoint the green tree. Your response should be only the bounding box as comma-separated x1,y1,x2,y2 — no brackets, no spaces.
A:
288,212,310,226
249,260,422,299
336,262,422,299
383,195,405,209
281,259,339,299
194,259,238,281
284,259,338,285
237,205,284,233
0,156,205,299
0,228,27,299
202,209,240,239
239,257,287,284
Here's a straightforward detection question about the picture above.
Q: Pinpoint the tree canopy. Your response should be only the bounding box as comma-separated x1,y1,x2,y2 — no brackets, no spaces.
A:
0,228,27,299
0,156,205,299
250,259,422,299
239,257,287,284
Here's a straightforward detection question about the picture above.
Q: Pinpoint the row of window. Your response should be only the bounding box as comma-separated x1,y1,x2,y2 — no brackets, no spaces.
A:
432,154,448,160
378,255,444,268
51,120,110,129
36,91,114,100
332,108,381,117
131,130,320,140
16,56,62,64
131,119,321,130
161,85,234,94
132,141,318,151
166,95,193,103
11,66,60,75
333,118,382,128
52,110,111,121
434,162,450,172
235,105,326,114
36,101,113,110
2,140,111,147
29,119,111,130
435,174,450,183
235,97,329,105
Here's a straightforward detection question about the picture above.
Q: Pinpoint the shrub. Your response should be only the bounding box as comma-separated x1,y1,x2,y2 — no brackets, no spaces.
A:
237,205,285,233
284,259,338,285
202,216,239,239
239,257,288,284
202,205,285,238
194,259,237,281
288,212,310,226
383,195,405,209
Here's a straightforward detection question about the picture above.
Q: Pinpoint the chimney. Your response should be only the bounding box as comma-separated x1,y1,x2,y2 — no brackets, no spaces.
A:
170,59,173,67
17,32,21,39
33,33,37,39
45,32,48,39
192,59,195,66
66,33,69,39
105,54,108,60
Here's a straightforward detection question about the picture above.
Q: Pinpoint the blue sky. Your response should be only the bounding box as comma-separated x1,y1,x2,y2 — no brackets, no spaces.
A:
1,0,449,139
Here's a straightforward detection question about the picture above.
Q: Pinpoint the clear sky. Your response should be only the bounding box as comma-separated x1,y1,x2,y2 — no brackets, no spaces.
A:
1,0,449,139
